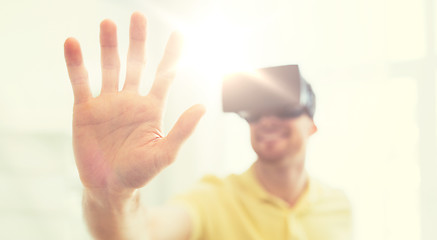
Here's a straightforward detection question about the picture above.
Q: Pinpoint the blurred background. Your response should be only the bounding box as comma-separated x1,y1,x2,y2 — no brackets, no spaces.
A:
0,0,436,239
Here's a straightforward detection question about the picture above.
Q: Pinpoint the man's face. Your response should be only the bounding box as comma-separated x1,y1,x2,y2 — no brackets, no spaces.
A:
249,114,317,164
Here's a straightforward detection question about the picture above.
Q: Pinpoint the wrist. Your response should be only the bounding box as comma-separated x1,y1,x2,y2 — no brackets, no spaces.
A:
83,187,139,210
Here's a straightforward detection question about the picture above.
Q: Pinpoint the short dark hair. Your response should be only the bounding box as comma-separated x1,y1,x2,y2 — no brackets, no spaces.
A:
301,78,316,119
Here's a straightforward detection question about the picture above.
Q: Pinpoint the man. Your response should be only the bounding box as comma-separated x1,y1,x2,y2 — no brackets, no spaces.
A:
64,12,351,240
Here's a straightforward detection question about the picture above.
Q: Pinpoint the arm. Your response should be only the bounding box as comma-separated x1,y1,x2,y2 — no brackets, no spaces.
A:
82,189,193,240
64,12,204,240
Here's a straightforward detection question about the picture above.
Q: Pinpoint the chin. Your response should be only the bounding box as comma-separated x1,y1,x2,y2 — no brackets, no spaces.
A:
253,139,283,156
255,149,288,164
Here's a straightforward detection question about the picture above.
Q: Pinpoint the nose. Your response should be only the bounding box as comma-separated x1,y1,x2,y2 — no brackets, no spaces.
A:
257,114,281,127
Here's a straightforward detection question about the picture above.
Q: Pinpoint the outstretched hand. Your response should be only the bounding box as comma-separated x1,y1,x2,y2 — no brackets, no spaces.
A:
64,12,205,194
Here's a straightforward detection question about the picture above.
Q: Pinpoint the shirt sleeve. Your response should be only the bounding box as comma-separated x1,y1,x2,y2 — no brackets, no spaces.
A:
169,197,203,240
168,175,223,240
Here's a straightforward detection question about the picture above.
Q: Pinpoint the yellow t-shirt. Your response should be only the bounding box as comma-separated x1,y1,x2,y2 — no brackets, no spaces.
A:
172,167,352,240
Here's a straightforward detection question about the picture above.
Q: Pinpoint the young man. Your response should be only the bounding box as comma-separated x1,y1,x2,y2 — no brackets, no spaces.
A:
64,12,351,240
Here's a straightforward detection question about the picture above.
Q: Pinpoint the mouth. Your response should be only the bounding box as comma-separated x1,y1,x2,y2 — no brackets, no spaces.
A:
256,129,289,143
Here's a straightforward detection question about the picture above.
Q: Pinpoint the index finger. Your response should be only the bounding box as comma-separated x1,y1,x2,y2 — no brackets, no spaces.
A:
64,38,92,104
149,31,184,102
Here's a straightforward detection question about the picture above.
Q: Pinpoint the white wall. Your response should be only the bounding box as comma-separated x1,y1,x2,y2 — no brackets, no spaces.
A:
0,0,435,239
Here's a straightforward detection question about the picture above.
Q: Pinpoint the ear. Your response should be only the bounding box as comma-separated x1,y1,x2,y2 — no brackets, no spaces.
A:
309,121,318,136
305,117,317,136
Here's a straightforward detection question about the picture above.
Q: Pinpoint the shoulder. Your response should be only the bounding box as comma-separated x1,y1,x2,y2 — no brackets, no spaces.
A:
169,174,242,240
307,178,351,213
301,178,353,240
170,174,233,204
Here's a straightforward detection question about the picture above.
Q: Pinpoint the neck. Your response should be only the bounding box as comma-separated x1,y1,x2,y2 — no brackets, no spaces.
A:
253,157,308,207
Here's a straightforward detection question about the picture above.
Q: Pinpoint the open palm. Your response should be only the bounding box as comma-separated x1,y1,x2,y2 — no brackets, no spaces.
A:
64,12,205,193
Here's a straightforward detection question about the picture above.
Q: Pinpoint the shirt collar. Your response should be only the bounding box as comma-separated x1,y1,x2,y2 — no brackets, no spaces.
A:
239,164,315,214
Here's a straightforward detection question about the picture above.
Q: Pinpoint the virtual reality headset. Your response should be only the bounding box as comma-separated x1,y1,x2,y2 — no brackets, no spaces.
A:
222,65,315,122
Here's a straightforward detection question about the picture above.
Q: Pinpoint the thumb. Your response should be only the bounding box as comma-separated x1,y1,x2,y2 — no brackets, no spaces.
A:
164,104,206,159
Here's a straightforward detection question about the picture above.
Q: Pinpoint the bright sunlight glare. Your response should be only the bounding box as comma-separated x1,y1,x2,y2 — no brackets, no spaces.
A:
177,12,254,81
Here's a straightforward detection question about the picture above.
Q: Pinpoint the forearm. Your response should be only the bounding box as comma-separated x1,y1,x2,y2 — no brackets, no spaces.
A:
83,188,148,240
